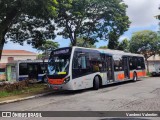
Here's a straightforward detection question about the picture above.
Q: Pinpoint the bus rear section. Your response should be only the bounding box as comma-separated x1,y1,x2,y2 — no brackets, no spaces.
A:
47,47,146,91
113,56,146,82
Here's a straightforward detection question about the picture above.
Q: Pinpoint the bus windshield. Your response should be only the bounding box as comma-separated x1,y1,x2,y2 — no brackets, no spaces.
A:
48,55,70,75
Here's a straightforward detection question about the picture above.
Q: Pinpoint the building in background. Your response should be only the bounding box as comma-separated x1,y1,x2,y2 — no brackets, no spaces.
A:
148,55,160,76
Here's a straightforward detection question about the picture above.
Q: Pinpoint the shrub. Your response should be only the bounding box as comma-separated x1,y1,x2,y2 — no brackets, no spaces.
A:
3,80,29,92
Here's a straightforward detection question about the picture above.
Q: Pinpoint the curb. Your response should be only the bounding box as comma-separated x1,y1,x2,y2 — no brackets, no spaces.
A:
0,91,54,105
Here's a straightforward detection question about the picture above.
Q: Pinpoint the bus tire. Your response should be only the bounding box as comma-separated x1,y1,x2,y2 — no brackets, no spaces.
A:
93,76,99,90
133,72,137,82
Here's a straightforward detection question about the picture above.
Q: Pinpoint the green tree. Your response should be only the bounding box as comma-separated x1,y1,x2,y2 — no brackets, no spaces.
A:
99,46,108,49
55,0,130,48
37,40,59,52
117,38,129,52
0,0,58,59
69,38,96,48
37,40,59,59
129,30,160,72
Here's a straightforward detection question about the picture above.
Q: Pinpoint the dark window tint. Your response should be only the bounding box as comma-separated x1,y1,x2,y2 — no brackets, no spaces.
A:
40,63,48,73
72,51,90,79
19,63,28,75
72,50,101,79
128,57,145,70
129,57,137,70
89,52,101,72
114,59,123,71
137,57,145,70
0,68,5,72
100,54,107,72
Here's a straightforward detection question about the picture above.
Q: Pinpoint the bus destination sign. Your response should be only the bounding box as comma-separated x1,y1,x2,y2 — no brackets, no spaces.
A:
53,49,70,55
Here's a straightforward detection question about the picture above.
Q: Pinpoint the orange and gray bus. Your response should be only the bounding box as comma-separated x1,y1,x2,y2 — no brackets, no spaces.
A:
47,47,146,90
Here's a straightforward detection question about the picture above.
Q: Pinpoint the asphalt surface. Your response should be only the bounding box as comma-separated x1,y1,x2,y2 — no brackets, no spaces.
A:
0,77,160,120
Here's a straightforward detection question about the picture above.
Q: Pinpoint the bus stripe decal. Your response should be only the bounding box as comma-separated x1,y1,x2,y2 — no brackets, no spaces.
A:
130,72,134,79
117,74,125,80
137,71,146,77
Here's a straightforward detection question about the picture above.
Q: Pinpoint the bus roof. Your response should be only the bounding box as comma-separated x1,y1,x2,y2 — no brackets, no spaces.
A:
7,59,48,65
72,46,143,57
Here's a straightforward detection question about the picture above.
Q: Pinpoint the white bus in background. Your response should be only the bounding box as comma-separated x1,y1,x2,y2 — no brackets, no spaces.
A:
6,60,48,82
47,47,146,90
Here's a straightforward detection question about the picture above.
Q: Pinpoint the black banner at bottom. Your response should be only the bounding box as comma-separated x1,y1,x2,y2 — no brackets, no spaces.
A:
0,111,160,117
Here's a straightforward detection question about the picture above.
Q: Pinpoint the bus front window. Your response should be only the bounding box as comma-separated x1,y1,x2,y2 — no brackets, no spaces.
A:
48,56,70,75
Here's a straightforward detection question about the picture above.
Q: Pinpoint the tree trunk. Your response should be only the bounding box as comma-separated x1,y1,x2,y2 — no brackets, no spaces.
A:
108,36,119,49
72,39,77,46
72,33,77,46
0,32,6,60
145,58,149,73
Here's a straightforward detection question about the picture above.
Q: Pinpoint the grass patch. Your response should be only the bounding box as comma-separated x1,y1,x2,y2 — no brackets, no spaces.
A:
0,83,50,98
0,91,10,97
147,72,151,77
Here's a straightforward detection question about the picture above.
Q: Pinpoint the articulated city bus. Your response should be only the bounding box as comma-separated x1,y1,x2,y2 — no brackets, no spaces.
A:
47,47,146,90
6,60,47,82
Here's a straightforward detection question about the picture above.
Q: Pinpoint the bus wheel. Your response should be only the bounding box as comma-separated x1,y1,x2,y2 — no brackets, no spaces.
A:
133,72,137,82
93,76,99,90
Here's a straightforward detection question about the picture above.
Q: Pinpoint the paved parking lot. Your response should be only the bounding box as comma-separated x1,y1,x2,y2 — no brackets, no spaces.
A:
0,77,160,119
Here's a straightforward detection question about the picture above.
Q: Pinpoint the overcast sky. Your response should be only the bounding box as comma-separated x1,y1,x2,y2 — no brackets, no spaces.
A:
4,0,160,53
124,0,159,27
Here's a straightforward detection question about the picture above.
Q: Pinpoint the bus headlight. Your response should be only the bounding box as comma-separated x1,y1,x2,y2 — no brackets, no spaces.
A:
64,76,70,84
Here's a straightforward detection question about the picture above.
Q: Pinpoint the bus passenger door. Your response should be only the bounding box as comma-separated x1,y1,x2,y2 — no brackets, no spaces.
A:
123,57,130,79
106,56,114,82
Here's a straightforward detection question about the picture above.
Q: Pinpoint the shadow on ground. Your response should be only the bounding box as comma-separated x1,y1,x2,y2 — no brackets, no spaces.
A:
44,79,142,97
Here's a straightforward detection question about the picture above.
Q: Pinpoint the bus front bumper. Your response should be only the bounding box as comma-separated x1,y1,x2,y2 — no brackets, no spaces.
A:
48,84,64,90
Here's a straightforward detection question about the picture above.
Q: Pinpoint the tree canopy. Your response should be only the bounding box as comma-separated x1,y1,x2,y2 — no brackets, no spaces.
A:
99,46,108,49
0,0,57,59
129,30,160,60
117,38,129,52
55,0,130,48
69,37,96,48
37,40,59,52
37,40,59,59
0,0,130,60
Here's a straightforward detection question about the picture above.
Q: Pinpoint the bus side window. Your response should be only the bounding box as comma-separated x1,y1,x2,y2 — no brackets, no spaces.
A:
73,52,87,69
136,57,145,70
140,57,145,69
39,63,44,74
129,57,137,70
19,63,28,75
79,56,87,69
88,53,101,72
72,52,89,79
100,54,106,72
73,52,79,69
114,59,123,71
